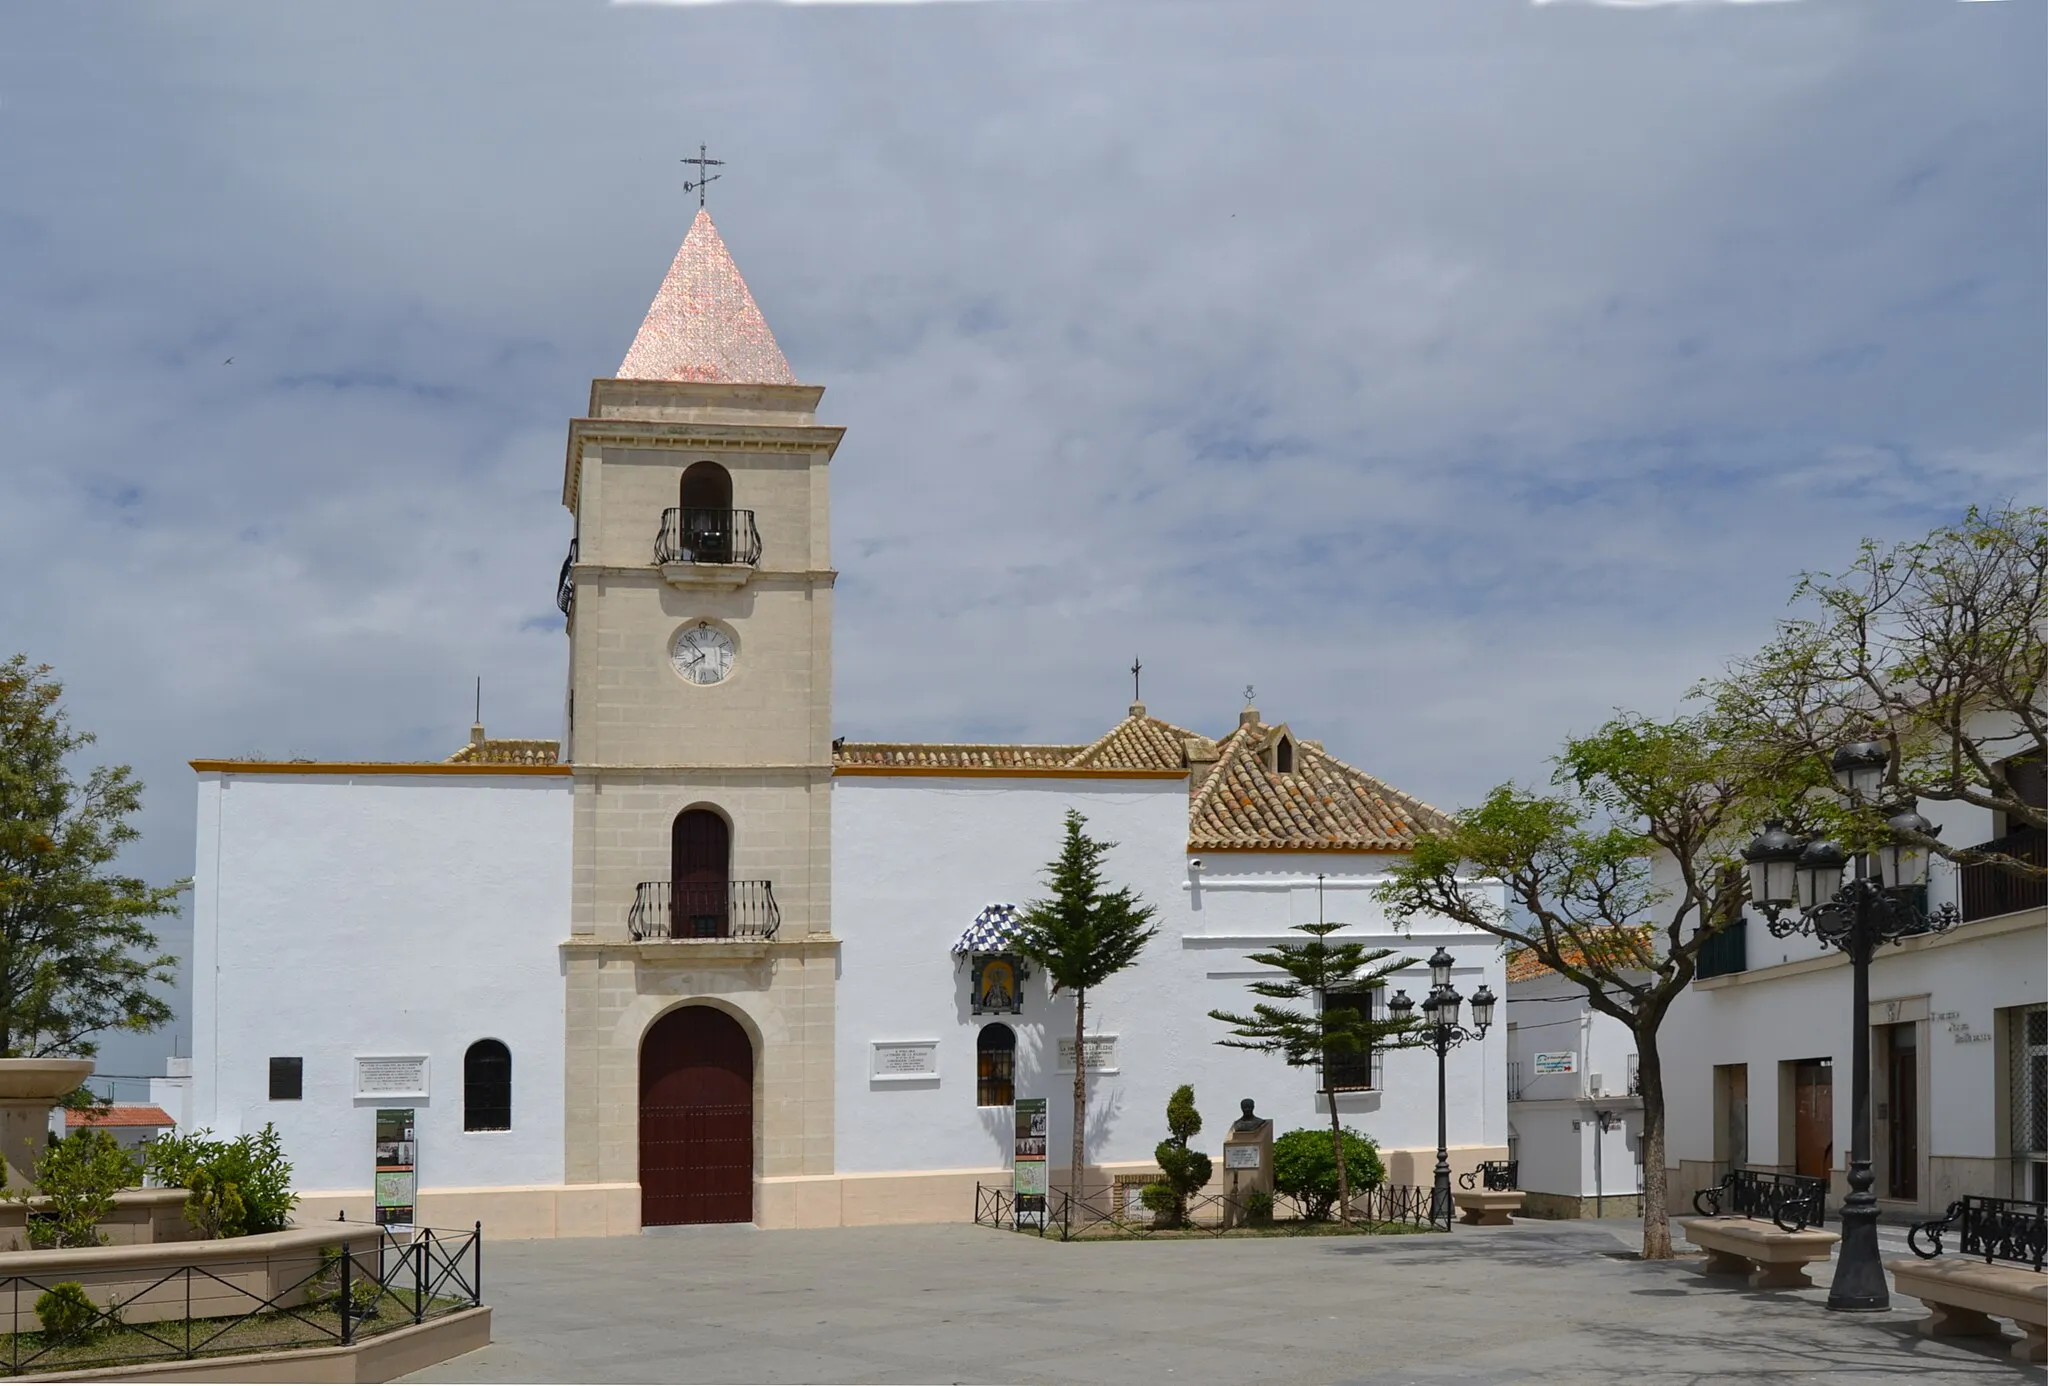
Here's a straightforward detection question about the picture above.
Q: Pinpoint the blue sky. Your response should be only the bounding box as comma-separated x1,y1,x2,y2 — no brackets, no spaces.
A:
1,0,2042,1086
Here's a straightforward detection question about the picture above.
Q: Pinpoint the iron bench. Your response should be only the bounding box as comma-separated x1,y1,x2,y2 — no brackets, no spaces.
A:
1453,1160,1522,1226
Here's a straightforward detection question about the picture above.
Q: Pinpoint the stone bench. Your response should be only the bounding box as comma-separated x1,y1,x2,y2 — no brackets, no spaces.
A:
1888,1257,2047,1364
1679,1216,1839,1290
1453,1189,1523,1226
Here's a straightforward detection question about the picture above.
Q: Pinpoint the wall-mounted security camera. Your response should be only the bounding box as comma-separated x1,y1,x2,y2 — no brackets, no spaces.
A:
1189,858,1205,873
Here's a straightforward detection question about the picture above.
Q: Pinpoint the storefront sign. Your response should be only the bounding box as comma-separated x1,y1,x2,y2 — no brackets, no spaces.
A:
355,1056,429,1100
374,1108,417,1228
1533,1052,1577,1075
1014,1098,1047,1228
1056,1035,1118,1073
870,1040,940,1080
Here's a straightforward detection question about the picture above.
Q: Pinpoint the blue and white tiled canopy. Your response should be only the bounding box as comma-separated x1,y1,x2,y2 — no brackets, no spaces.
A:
953,902,1025,955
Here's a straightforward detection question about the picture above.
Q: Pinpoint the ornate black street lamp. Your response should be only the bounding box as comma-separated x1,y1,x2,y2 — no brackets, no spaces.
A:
1389,946,1495,1231
1741,741,1957,1311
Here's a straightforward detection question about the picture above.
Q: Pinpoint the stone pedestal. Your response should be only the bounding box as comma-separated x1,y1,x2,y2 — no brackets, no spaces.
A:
1220,1099,1274,1230
0,1059,94,1192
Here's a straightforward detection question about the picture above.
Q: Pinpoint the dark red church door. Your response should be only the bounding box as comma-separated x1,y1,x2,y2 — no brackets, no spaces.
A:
639,1006,754,1226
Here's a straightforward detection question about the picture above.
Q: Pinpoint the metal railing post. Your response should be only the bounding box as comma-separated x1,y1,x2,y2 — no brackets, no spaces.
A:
473,1221,483,1306
339,1238,353,1346
414,1234,426,1324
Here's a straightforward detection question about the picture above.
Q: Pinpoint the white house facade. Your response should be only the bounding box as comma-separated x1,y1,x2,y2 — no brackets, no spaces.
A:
182,208,1507,1237
1503,952,1645,1220
1658,742,2047,1223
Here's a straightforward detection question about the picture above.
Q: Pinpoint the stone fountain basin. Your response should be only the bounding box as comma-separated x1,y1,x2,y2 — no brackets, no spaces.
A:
0,1057,95,1101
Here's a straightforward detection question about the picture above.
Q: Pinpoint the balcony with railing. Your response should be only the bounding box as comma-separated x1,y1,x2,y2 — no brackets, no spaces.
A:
628,880,781,941
655,508,761,586
1959,826,2047,923
1694,914,1748,980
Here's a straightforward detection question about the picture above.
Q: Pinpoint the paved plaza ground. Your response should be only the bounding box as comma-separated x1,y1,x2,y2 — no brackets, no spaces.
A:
406,1218,2034,1385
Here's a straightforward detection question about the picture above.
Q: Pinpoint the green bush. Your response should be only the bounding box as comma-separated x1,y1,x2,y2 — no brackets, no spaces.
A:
35,1283,100,1345
1139,1085,1212,1228
1272,1127,1384,1222
1242,1187,1275,1225
19,1130,140,1249
143,1124,297,1239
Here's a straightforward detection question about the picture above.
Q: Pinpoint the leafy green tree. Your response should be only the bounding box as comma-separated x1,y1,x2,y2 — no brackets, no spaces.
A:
0,657,180,1057
14,1129,141,1248
1209,901,1416,1224
1140,1085,1211,1228
1376,712,1792,1260
1710,506,2047,876
1016,810,1159,1188
1271,1126,1384,1222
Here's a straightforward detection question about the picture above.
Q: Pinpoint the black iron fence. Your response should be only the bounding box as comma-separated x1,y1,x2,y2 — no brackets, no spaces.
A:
656,508,762,567
629,880,781,940
1959,827,2047,923
1691,1167,1827,1232
1909,1194,2047,1271
0,1221,482,1378
1458,1160,1519,1192
972,1182,1438,1240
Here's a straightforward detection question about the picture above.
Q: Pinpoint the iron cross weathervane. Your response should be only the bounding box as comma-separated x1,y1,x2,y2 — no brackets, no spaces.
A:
1131,658,1142,703
681,144,724,209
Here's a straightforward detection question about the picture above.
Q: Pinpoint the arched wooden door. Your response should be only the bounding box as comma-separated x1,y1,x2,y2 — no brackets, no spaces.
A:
640,1006,754,1226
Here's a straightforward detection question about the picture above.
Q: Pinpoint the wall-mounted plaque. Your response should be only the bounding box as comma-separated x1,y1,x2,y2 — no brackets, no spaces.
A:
870,1040,940,1082
1056,1034,1118,1074
1225,1143,1262,1170
355,1056,429,1100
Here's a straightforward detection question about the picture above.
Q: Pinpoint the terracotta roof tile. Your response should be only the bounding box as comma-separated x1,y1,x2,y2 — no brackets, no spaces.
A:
69,1105,174,1129
1505,927,1656,984
617,209,797,385
831,742,1086,770
1067,705,1215,771
1186,718,1451,852
446,739,560,766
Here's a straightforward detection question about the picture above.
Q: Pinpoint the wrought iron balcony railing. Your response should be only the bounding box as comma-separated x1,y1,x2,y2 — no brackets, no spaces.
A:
656,508,761,567
556,539,576,617
629,880,781,941
1958,826,2047,923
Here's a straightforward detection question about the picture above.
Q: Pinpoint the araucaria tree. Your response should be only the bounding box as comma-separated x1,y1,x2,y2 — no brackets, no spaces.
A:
1711,505,2046,875
0,657,179,1058
1376,713,1789,1260
1016,810,1158,1189
1209,901,1417,1225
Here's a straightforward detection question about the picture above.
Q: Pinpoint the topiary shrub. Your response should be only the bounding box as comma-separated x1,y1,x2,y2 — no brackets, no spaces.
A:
1139,1085,1212,1228
35,1283,100,1345
17,1130,140,1249
1272,1127,1384,1222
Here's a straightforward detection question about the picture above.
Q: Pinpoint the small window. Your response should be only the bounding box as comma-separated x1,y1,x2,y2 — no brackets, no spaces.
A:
1276,737,1294,774
269,1057,303,1101
1322,989,1377,1092
464,1040,512,1132
977,1024,1016,1107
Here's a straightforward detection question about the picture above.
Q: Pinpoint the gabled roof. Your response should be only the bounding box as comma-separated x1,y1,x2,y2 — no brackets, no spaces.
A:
1067,705,1216,771
1505,927,1657,984
617,209,798,385
1185,714,1451,852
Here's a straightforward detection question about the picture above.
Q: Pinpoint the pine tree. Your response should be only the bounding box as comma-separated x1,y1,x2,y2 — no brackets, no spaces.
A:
1016,810,1158,1192
1209,885,1417,1224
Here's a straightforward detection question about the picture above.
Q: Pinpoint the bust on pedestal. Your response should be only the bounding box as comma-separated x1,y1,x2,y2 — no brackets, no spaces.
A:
1220,1099,1274,1229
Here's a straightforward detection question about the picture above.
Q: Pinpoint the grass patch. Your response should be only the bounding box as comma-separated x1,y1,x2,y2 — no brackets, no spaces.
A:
0,1292,473,1377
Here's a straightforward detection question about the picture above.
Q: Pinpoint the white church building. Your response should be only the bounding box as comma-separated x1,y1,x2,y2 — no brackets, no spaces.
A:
185,209,1507,1236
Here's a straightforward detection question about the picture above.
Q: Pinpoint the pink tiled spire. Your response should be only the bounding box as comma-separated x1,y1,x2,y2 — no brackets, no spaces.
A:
617,209,797,385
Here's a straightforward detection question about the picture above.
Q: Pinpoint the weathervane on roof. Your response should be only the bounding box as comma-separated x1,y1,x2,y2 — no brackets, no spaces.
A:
1244,684,1256,703
680,143,724,209
1131,658,1142,703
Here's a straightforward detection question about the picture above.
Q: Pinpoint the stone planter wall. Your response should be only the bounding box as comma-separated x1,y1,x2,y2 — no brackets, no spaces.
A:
0,1225,341,1330
0,1189,199,1253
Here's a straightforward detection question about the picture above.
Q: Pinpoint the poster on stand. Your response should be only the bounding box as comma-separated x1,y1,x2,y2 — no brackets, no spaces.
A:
374,1108,418,1228
1013,1097,1047,1229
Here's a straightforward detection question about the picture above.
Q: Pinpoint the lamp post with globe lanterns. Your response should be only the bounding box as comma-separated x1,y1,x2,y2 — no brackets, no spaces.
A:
1741,740,1957,1311
1388,946,1495,1231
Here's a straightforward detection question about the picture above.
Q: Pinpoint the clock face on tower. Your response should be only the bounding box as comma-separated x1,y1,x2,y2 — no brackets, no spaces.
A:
669,622,736,686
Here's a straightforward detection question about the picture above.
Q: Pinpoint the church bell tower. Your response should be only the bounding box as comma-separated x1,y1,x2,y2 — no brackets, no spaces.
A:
556,201,840,1224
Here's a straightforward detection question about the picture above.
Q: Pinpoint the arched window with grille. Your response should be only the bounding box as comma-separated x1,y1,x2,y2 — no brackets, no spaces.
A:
464,1039,512,1132
977,1024,1016,1108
